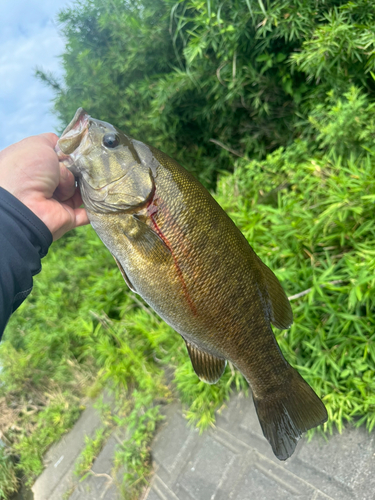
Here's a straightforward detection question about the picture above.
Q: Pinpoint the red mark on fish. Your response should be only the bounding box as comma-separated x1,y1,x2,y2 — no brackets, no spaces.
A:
147,196,197,315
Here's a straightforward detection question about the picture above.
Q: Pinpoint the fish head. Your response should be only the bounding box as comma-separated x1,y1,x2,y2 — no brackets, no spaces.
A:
56,108,154,214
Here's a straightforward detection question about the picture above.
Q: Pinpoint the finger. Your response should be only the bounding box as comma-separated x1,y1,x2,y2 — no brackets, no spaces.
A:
71,186,84,209
39,132,59,148
53,203,89,240
61,190,89,227
73,207,90,227
54,164,76,201
63,187,85,210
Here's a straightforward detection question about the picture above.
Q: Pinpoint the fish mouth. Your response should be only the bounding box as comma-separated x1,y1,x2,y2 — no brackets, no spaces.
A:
55,108,90,175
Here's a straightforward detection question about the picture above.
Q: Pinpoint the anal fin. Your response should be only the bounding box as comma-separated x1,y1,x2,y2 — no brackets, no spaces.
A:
185,340,226,384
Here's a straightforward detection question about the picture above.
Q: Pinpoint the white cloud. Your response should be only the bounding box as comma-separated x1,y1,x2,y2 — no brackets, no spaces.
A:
0,0,73,150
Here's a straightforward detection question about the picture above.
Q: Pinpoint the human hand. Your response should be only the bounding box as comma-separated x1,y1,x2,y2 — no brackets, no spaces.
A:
0,133,89,240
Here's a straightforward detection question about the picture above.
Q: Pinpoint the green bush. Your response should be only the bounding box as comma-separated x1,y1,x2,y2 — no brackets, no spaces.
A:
39,0,375,186
13,395,81,483
0,446,18,499
308,86,375,158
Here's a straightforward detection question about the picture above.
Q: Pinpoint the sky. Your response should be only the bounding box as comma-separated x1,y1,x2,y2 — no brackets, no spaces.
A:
0,0,73,151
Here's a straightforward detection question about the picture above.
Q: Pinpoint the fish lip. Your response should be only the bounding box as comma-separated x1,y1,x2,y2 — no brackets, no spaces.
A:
61,107,90,138
56,108,91,175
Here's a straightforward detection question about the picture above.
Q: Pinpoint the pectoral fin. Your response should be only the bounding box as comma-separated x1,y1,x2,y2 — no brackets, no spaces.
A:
113,256,137,293
185,340,226,384
125,215,172,262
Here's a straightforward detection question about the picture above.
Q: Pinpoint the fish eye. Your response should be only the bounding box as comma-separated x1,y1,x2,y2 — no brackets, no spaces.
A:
103,133,120,149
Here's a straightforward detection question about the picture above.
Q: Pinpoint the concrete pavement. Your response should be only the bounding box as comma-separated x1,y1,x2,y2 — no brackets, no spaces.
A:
31,392,375,500
145,394,375,500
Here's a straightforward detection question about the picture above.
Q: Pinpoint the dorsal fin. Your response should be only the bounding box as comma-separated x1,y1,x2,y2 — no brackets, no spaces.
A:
255,255,293,330
185,340,226,384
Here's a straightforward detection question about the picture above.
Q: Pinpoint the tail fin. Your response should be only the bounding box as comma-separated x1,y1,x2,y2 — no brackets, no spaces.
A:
253,369,327,460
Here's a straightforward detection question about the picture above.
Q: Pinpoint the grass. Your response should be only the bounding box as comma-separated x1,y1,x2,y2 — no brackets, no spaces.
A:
0,446,18,499
74,427,111,479
2,134,375,497
12,394,82,482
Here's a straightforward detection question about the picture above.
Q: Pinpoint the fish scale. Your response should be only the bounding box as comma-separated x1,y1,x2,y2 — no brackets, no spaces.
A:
57,108,328,461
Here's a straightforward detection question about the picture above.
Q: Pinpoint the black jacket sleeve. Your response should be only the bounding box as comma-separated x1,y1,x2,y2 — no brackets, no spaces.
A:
0,187,52,337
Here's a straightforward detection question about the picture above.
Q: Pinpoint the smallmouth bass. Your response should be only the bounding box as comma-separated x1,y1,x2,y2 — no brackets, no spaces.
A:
57,108,328,460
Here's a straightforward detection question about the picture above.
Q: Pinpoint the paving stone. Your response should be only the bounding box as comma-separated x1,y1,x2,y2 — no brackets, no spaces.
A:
31,389,375,500
350,440,375,500
153,405,198,474
92,434,119,475
232,466,298,500
230,395,261,434
31,391,127,500
148,475,180,500
313,494,336,500
32,401,103,500
215,393,248,432
289,426,375,500
103,482,126,500
68,432,120,499
145,395,375,500
176,434,237,500
233,451,315,499
144,489,162,500
152,404,200,488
